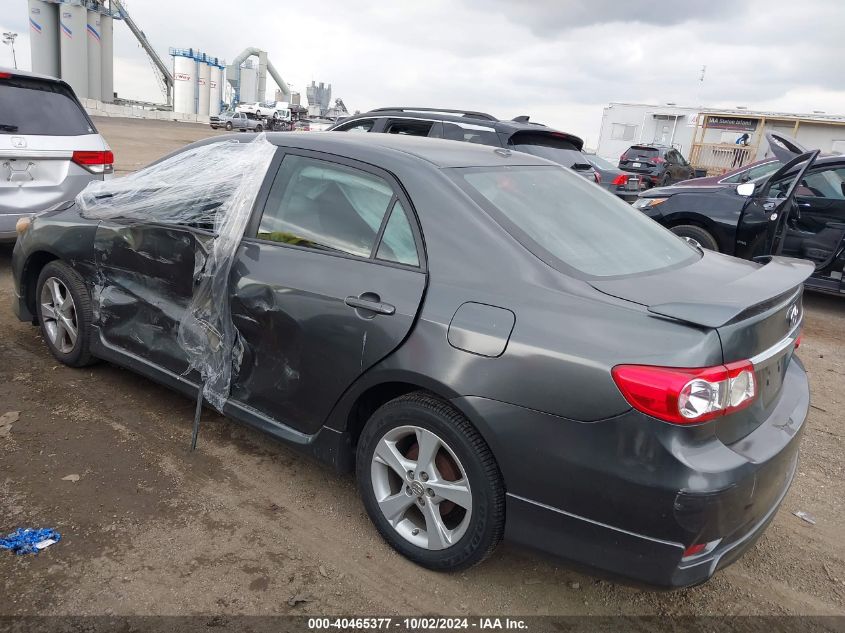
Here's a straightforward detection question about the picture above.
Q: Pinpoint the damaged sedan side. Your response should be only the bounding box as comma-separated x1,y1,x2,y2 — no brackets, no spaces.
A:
12,131,812,588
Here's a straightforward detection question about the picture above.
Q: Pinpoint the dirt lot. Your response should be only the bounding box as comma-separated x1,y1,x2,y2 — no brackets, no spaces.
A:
0,117,844,617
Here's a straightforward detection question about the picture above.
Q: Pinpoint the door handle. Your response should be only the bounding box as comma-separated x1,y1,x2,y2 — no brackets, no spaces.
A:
345,295,395,315
797,202,811,208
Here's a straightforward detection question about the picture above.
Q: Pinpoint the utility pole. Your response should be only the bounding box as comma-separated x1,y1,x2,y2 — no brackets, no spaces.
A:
697,65,706,105
2,32,17,69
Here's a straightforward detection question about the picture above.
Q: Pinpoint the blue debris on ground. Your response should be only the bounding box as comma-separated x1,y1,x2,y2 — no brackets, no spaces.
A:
0,528,61,555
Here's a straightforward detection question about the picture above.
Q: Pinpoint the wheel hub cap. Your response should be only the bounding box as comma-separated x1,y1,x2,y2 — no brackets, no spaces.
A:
370,425,473,551
40,277,78,355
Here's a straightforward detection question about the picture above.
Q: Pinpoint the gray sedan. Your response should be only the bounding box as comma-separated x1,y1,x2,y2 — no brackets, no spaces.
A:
12,132,810,587
584,153,643,202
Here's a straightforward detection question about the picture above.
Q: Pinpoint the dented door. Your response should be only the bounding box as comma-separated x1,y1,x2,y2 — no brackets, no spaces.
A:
229,241,426,435
93,221,213,376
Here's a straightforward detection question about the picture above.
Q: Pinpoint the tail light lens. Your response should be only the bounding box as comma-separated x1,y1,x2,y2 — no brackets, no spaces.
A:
611,174,629,186
651,156,666,164
0,72,12,79
72,150,114,175
611,361,757,424
594,172,601,184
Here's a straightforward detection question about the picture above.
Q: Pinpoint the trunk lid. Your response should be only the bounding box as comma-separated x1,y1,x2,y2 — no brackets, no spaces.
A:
592,251,813,443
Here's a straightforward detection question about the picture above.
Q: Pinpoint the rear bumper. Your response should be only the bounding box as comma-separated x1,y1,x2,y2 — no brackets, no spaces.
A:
453,357,809,588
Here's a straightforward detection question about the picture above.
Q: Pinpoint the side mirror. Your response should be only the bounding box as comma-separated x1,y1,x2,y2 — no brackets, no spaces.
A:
736,183,755,197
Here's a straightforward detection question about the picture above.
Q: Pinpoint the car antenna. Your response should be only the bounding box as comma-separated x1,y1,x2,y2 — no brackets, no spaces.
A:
190,382,204,451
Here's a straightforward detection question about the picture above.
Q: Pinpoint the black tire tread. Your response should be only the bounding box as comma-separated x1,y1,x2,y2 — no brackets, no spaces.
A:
357,390,505,571
671,224,720,251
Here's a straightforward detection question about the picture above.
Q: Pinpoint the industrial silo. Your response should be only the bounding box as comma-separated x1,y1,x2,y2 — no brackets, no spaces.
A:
173,51,197,114
209,63,222,116
59,3,88,98
100,13,113,102
28,0,60,78
197,58,210,116
86,10,102,101
239,63,258,104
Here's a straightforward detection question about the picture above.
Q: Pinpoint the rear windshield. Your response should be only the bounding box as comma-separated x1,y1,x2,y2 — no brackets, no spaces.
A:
510,134,592,170
584,154,616,170
0,76,96,136
623,146,659,159
449,165,696,278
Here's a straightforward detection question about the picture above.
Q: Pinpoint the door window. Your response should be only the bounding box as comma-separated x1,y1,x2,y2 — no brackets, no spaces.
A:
771,167,845,199
384,119,434,136
333,118,377,133
376,201,419,266
257,155,395,258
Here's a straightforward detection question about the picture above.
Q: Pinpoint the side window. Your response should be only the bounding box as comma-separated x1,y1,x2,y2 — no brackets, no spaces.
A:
442,122,500,146
257,155,395,258
384,119,434,136
333,118,376,133
665,150,679,164
376,201,419,266
798,168,845,200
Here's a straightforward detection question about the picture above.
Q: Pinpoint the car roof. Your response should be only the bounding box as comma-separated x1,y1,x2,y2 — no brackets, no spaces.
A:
334,107,585,150
154,131,560,170
1,67,67,84
267,131,557,168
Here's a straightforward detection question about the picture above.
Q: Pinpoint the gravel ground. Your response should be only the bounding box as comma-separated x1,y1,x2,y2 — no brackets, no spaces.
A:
0,118,843,617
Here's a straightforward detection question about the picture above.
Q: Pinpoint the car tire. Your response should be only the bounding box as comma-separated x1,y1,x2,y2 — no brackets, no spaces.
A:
225,122,233,131
255,124,263,132
660,173,672,186
356,392,505,571
35,261,96,368
671,225,719,251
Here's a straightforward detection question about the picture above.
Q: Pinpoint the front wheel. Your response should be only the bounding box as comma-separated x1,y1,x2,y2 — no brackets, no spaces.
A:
671,224,720,251
356,392,504,571
36,261,97,367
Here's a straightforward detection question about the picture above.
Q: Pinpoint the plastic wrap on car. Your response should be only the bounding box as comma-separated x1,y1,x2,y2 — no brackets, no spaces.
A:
76,134,276,411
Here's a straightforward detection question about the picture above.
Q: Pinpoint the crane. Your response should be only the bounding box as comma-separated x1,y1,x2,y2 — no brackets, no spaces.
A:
109,0,174,107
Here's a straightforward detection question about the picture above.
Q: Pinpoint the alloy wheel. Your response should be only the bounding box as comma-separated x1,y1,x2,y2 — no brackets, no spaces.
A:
370,425,473,551
40,276,78,354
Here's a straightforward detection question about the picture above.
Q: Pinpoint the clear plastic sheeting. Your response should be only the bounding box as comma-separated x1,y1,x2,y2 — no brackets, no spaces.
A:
77,134,276,410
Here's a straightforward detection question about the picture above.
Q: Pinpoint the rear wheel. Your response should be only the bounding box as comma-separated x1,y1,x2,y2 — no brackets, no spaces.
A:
225,122,233,131
660,172,672,186
671,224,719,251
255,124,263,132
36,261,96,367
356,392,504,571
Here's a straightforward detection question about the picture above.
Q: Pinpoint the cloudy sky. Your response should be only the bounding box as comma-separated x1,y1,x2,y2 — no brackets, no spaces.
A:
3,0,844,146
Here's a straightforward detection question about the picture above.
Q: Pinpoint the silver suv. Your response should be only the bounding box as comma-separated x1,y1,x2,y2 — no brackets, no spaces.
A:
0,68,113,242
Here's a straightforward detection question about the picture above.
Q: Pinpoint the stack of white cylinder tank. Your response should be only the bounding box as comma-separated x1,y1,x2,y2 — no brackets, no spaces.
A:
27,0,114,102
170,49,227,115
209,63,223,116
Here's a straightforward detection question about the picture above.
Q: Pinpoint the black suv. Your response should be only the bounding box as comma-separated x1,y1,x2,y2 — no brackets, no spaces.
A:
328,107,597,183
619,144,695,188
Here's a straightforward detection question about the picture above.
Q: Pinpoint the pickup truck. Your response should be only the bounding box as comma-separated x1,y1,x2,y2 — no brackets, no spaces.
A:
209,110,264,132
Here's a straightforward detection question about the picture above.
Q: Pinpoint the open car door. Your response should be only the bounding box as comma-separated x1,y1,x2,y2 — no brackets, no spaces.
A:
735,149,819,261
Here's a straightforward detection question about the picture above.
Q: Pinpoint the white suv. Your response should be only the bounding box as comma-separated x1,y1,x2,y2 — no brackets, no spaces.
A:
0,68,113,242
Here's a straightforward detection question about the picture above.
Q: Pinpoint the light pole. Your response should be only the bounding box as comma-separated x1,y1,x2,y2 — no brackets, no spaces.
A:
2,32,17,69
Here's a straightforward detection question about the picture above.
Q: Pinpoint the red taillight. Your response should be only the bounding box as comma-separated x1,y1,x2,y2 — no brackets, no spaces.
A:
0,72,12,79
794,334,802,349
594,172,601,184
72,150,114,174
651,156,666,164
611,174,629,186
611,360,757,424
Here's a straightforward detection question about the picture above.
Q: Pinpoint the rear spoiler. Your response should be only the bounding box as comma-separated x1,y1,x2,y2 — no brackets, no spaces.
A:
646,257,814,328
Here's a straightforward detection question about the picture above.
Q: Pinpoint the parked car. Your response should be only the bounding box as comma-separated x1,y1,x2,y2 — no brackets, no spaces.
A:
0,67,113,242
675,157,782,188
12,132,811,588
583,153,642,202
210,110,264,132
328,107,598,183
619,144,695,187
634,133,845,296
